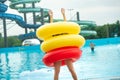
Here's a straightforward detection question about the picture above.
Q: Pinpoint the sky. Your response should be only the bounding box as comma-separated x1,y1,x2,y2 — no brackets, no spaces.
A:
39,0,120,24
0,0,120,36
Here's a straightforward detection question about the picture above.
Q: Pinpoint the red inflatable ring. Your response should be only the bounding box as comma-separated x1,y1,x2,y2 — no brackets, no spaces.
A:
42,46,82,67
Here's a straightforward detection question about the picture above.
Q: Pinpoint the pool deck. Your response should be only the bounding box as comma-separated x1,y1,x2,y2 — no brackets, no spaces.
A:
81,76,120,80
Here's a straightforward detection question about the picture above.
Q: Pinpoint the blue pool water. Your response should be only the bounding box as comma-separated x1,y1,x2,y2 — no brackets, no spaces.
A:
0,44,120,80
0,37,120,80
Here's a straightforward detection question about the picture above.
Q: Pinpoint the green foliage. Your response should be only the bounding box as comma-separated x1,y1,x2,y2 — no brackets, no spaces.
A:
95,25,108,38
0,36,22,48
95,20,120,38
0,33,1,38
7,36,22,47
83,20,120,39
0,38,4,48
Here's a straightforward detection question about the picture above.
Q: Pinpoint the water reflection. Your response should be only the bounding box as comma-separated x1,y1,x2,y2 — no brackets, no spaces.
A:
0,50,44,80
0,44,120,80
0,52,11,80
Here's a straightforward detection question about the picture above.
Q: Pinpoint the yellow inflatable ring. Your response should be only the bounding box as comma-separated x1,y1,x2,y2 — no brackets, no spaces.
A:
41,34,85,52
36,22,80,40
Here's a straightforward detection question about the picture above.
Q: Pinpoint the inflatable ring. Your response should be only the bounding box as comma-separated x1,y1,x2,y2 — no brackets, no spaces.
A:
41,34,85,52
36,22,80,40
43,46,82,67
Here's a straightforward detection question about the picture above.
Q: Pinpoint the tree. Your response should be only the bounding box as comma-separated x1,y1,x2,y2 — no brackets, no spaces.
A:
95,20,120,38
115,20,120,36
0,38,4,48
7,36,22,47
0,33,2,38
0,36,22,48
95,25,107,38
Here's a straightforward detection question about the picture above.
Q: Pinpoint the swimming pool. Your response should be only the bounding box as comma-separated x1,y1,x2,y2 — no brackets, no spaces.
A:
0,38,120,80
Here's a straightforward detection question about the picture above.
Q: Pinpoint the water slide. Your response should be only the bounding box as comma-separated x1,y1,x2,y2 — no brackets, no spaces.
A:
0,3,41,28
51,19,97,36
0,0,96,40
9,0,49,18
0,0,49,40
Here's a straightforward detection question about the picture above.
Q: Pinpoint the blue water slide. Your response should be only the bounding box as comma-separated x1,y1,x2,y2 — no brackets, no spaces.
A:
0,3,41,29
0,2,8,12
9,0,49,19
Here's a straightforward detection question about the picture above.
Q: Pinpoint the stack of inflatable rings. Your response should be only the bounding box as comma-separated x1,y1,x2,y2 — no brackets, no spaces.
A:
36,22,85,67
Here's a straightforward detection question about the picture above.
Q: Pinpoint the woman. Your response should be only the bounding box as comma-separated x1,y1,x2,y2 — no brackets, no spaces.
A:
54,59,78,80
48,8,78,80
